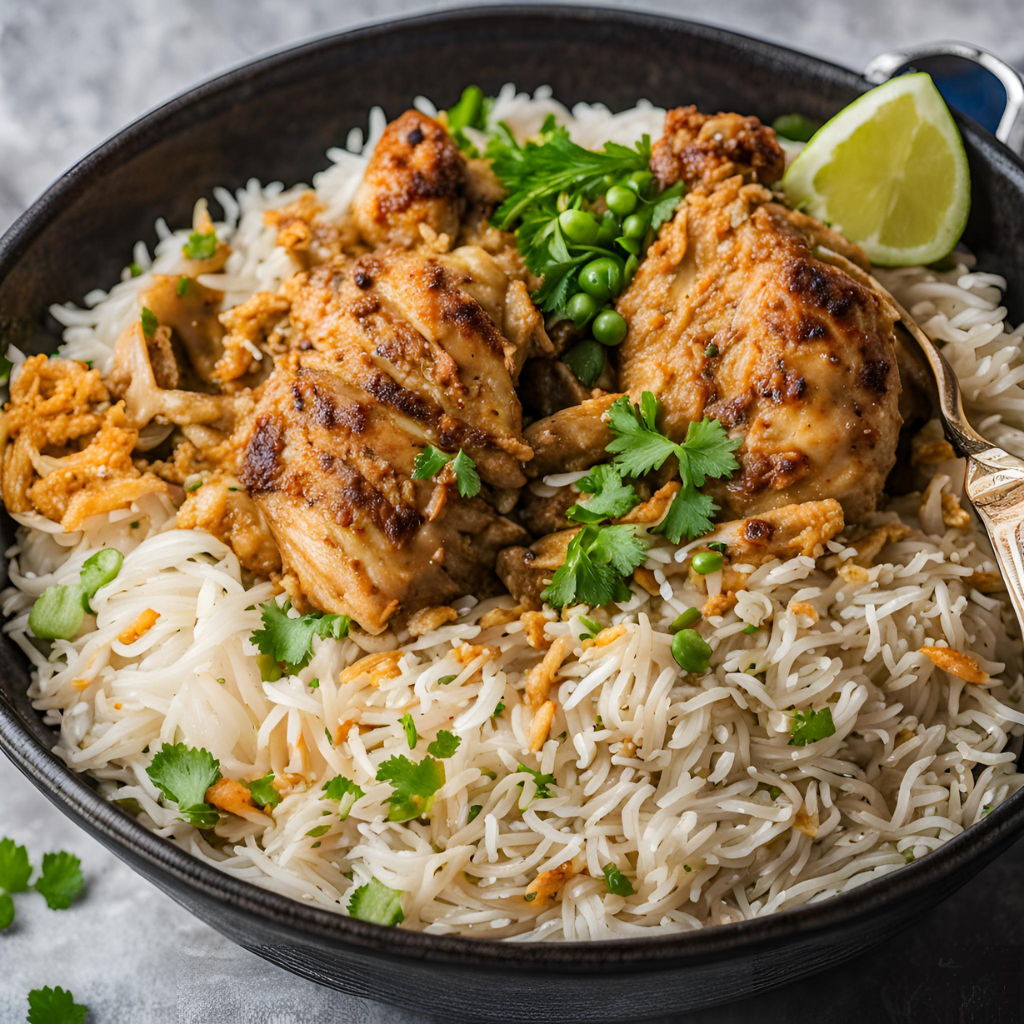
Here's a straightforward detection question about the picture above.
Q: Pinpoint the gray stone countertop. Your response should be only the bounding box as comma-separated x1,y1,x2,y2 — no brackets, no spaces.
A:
2,1,1023,1021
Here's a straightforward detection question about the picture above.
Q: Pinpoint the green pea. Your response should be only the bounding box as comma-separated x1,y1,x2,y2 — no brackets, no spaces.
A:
566,291,599,328
622,209,651,239
691,550,724,575
670,607,701,631
592,309,628,347
627,170,654,195
672,629,712,674
595,211,620,247
578,257,624,303
605,185,638,217
563,340,606,386
559,208,599,245
705,343,719,358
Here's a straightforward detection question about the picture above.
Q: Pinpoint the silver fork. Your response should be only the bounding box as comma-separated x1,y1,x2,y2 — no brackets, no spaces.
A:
824,248,1024,633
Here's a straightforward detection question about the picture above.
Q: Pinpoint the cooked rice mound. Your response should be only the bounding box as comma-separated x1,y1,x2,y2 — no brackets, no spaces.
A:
3,86,1023,940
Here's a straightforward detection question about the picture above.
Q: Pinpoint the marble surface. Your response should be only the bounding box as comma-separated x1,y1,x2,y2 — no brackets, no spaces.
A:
2,1,1024,1021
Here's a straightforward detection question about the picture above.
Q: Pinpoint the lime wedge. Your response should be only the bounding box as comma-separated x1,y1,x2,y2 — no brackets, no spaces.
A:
781,73,970,266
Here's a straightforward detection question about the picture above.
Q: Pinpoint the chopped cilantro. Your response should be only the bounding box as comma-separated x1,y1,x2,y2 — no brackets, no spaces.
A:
309,677,320,690
0,893,12,930
516,762,556,801
251,599,349,673
27,986,88,1024
708,541,728,553
375,755,445,822
427,730,461,759
601,863,635,896
128,261,143,277
321,774,364,819
400,713,418,749
742,624,759,634
565,464,638,524
411,446,481,498
437,674,457,686
182,229,217,260
902,848,916,863
683,864,692,872
140,306,158,337
605,393,740,541
348,877,404,926
0,837,32,893
145,742,222,828
186,479,203,492
788,707,836,747
541,523,647,609
176,275,190,297
467,804,483,823
306,825,330,838
578,615,602,640
492,701,506,717
325,727,334,746
246,773,280,810
34,851,83,910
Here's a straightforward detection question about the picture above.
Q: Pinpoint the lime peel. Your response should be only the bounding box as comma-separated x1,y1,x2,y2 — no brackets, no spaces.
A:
781,73,970,266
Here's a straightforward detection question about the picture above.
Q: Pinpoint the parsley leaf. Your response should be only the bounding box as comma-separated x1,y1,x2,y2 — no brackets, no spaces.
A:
34,851,84,910
145,742,222,828
566,464,638,524
400,713,418,749
182,229,217,260
246,773,281,810
411,446,481,498
321,775,364,819
27,986,88,1024
0,892,12,930
427,730,461,759
375,755,446,822
516,762,556,801
789,707,836,746
602,863,635,896
0,837,32,893
650,181,685,230
542,523,647,609
348,877,404,926
251,599,349,673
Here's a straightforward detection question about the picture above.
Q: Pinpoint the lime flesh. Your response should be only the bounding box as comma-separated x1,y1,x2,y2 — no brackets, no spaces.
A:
782,73,970,266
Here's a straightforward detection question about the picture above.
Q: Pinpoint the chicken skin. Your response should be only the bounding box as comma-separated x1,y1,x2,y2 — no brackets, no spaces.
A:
616,173,902,521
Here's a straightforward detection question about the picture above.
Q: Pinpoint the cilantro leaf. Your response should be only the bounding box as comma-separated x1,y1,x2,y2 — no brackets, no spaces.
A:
789,707,836,747
602,863,635,896
321,775,364,819
251,600,349,673
0,837,32,893
246,773,281,810
590,524,648,575
427,730,461,759
0,892,12,930
606,395,678,477
516,762,556,801
27,986,88,1024
450,449,481,499
145,742,222,828
182,230,217,260
375,755,446,822
400,713,418,749
677,417,742,488
411,446,481,498
656,485,719,545
541,524,644,610
140,306,158,337
34,851,83,910
412,445,451,480
566,464,638,524
348,877,404,926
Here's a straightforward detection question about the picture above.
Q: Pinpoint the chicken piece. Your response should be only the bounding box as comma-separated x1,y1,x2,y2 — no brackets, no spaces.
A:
238,352,528,633
650,106,785,192
214,291,290,384
523,393,622,478
617,175,901,521
176,471,282,576
353,110,466,249
496,529,577,608
0,354,169,531
263,191,360,265
284,246,533,489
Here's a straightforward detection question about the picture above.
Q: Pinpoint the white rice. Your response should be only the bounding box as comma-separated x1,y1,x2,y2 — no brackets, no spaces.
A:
4,86,1024,941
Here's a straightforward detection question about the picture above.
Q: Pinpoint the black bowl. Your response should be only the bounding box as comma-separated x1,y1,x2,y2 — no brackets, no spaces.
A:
3,7,1024,1022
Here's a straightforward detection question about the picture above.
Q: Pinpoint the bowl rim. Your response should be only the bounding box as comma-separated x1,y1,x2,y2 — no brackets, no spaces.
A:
2,0,1024,972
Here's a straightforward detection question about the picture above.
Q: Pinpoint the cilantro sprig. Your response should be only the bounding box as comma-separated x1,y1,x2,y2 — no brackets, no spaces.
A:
565,464,638,524
375,755,445,822
182,229,217,260
34,852,84,910
246,773,281,810
145,742,222,828
541,523,647,609
411,446,481,498
789,707,836,746
27,986,88,1024
606,393,741,543
251,599,349,674
516,762,557,803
